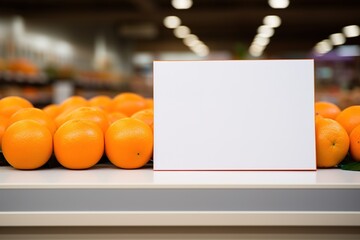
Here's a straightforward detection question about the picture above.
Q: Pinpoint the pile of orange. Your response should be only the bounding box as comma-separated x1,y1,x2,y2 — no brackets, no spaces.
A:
315,101,360,168
3,93,360,170
0,93,153,170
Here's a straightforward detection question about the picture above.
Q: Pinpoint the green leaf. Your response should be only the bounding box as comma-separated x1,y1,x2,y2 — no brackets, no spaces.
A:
338,154,360,171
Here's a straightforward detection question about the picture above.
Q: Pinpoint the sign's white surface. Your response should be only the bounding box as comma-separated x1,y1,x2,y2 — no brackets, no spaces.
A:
154,60,315,170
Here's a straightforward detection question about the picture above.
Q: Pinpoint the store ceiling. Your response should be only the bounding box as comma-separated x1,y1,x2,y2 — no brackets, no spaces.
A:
0,0,359,56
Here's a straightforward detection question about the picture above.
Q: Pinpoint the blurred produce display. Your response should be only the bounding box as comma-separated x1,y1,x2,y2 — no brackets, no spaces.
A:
0,16,138,107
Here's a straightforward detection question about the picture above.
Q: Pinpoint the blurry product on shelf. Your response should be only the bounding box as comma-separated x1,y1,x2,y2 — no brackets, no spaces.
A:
0,58,5,71
0,58,48,85
6,58,38,76
43,64,76,80
75,70,123,89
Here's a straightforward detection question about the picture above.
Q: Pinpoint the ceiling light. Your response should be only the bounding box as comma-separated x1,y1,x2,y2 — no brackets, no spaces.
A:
249,50,262,57
249,45,264,57
250,44,265,52
253,36,270,46
343,25,360,38
315,40,333,55
191,44,209,57
163,16,181,29
257,25,274,38
183,34,199,46
172,0,193,9
174,25,190,38
268,0,290,9
263,15,281,28
329,33,346,46
190,41,205,51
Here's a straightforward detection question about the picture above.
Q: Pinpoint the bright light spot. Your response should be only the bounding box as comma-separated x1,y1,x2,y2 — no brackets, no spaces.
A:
343,25,360,38
329,33,346,46
263,15,281,28
12,16,25,39
249,44,264,57
55,41,73,58
257,25,274,38
195,47,209,57
315,40,333,55
253,35,270,46
268,0,290,9
250,44,265,52
32,35,51,51
163,16,181,29
172,0,193,9
190,43,209,57
174,25,190,38
183,34,199,46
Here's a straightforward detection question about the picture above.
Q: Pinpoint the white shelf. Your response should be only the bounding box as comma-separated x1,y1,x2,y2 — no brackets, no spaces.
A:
1,165,360,189
1,166,360,227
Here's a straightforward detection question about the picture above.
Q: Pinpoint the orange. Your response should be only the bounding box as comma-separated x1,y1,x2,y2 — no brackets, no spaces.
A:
54,119,104,169
59,96,88,113
105,118,153,169
335,105,360,135
55,96,89,127
0,116,8,148
145,98,154,109
2,119,52,169
43,104,61,119
0,96,33,118
89,95,112,110
316,117,349,168
7,108,57,135
349,125,360,161
131,109,154,131
57,107,109,133
109,92,147,116
107,112,127,125
315,101,341,120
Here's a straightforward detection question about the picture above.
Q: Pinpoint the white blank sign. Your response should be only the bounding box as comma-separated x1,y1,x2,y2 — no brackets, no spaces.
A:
153,60,316,170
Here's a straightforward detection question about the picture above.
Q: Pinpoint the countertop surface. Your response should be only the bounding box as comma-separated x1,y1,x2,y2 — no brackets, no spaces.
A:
1,165,359,189
1,165,360,227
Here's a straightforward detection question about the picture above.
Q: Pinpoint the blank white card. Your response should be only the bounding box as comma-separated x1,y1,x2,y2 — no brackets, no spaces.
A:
154,60,315,170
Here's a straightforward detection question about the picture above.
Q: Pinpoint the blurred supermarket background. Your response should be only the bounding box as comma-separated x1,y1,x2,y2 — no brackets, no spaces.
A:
0,0,359,108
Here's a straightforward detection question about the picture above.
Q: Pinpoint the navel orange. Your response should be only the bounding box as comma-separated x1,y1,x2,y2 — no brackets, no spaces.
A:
315,101,341,119
54,119,104,169
109,92,147,116
57,107,109,133
43,104,61,119
105,118,153,169
131,109,154,131
349,125,360,162
107,112,127,125
145,98,154,109
316,117,349,168
7,108,57,135
0,116,8,148
336,105,360,135
0,96,33,118
89,95,112,110
2,119,52,169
